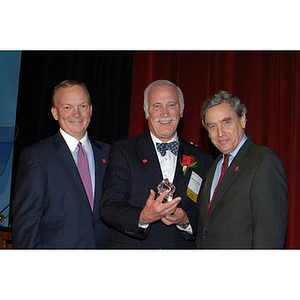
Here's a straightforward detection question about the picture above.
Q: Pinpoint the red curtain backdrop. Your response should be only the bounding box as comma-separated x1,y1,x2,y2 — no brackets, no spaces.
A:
128,51,300,249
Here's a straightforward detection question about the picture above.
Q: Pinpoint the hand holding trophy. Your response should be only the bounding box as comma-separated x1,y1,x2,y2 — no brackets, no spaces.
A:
157,178,176,203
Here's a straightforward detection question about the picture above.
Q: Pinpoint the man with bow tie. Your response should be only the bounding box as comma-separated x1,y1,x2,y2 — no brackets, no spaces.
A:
100,80,212,249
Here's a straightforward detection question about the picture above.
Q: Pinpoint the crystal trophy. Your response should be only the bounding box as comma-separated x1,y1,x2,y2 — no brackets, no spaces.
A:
157,178,176,203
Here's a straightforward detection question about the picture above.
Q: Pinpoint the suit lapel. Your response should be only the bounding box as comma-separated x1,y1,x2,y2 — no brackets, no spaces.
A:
136,132,163,185
91,140,108,214
52,132,92,211
201,155,220,216
52,132,80,181
173,139,191,197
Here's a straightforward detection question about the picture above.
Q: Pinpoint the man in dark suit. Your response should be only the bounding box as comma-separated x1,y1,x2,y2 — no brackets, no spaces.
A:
196,90,287,249
100,79,213,249
12,79,110,249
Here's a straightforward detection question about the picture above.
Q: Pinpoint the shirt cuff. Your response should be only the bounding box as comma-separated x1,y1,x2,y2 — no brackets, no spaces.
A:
177,223,193,235
138,223,149,229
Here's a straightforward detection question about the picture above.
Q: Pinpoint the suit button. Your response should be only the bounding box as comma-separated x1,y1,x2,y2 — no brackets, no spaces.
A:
203,231,208,236
93,222,96,226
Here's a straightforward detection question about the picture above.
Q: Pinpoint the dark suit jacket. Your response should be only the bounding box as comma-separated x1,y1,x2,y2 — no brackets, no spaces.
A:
100,131,213,249
12,131,110,249
196,137,288,249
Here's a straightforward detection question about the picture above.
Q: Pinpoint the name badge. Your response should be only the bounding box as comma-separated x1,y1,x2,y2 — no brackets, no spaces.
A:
187,171,202,203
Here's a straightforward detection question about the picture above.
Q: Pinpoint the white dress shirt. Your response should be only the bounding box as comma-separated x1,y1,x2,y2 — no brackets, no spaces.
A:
150,131,178,183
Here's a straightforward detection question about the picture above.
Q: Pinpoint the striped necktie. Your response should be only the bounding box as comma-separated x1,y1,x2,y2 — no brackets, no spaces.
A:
77,142,94,211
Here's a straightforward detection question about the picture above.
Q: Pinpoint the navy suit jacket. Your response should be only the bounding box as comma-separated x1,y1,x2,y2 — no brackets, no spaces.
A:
100,131,213,249
12,132,110,249
196,137,288,249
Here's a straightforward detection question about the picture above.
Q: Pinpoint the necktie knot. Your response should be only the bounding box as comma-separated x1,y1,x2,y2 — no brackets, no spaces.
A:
156,141,179,156
224,154,230,160
222,154,230,170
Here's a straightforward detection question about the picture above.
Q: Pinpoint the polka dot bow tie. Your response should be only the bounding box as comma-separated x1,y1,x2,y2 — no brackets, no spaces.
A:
156,141,179,156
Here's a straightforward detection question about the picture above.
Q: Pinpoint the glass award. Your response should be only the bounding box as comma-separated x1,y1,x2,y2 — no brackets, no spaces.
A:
157,178,176,203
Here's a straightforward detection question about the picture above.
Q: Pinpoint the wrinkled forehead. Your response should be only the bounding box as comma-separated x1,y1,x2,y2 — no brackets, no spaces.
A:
148,85,179,105
205,102,235,119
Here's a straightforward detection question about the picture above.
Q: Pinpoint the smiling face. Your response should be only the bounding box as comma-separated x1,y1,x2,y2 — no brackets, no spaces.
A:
51,84,92,141
145,84,183,142
204,102,246,154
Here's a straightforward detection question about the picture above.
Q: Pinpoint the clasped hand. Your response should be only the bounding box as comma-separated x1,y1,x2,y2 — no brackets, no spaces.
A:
139,189,187,226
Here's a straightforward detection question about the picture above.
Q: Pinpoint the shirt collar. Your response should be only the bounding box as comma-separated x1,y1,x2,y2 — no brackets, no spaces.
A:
229,134,248,158
150,131,178,145
59,128,89,152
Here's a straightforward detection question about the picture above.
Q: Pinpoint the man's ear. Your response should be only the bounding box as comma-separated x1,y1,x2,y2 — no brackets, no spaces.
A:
180,103,185,117
241,113,247,129
144,106,149,119
51,107,58,120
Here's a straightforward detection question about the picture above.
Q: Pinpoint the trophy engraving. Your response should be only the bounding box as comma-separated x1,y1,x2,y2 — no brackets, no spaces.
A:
157,178,176,202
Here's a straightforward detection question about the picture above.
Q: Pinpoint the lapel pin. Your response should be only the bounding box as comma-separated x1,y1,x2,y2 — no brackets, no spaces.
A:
142,159,148,164
102,158,107,163
235,166,239,172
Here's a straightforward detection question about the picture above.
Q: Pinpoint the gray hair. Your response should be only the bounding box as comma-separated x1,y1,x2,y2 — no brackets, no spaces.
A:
201,90,247,127
143,79,184,118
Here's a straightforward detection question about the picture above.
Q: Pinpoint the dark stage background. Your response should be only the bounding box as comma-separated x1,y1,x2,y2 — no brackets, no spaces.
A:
11,50,300,248
12,50,133,188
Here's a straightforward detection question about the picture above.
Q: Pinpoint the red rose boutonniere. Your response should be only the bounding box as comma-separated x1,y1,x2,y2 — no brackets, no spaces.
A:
180,154,198,176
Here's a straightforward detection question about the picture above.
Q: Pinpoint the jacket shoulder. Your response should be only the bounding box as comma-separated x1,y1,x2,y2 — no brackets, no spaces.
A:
91,139,110,152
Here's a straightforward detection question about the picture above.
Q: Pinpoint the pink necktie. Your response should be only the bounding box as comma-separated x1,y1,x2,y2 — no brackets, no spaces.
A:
77,142,94,211
208,154,230,211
